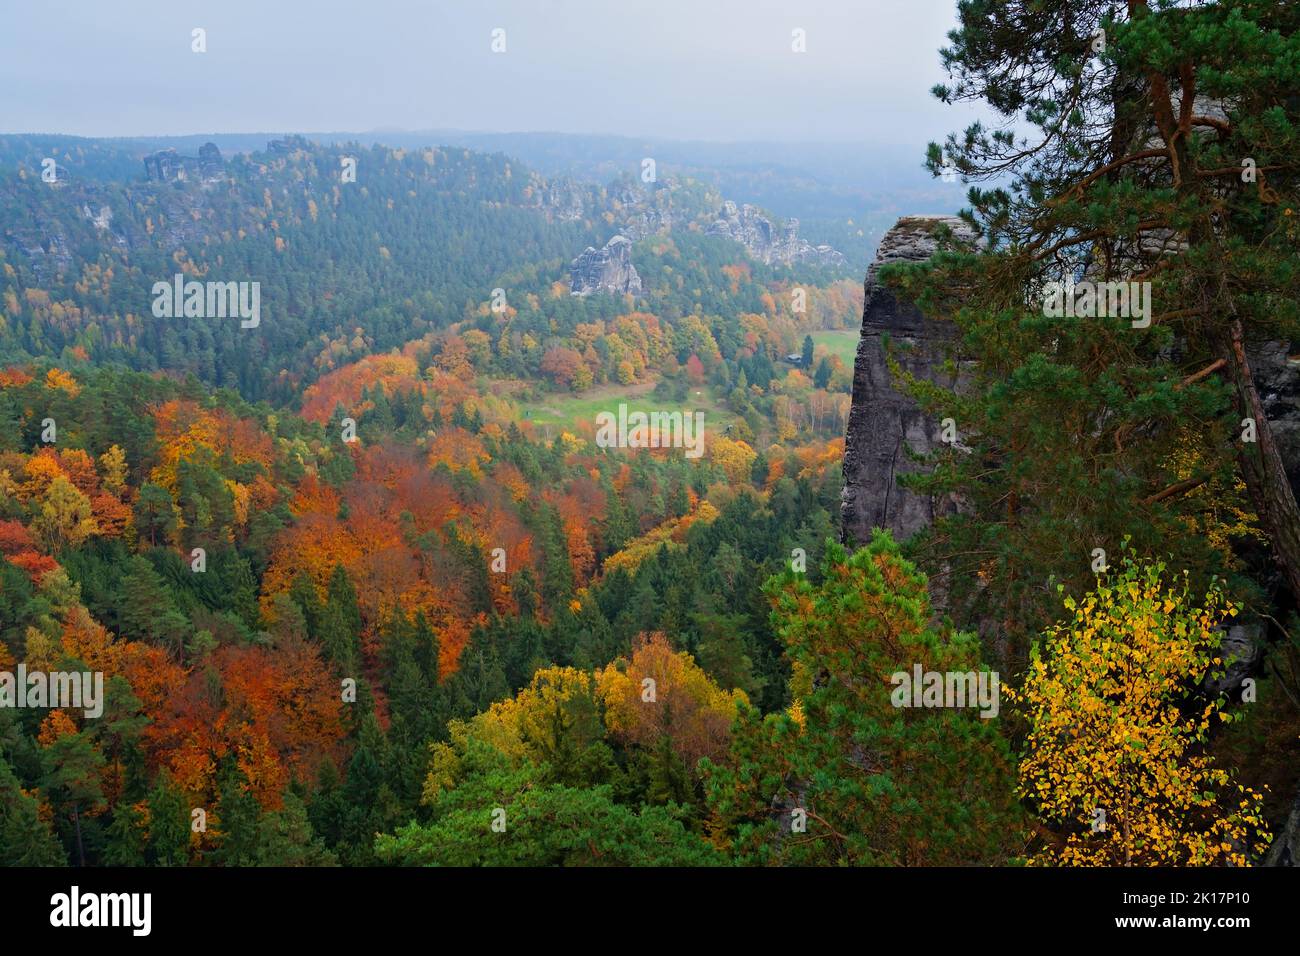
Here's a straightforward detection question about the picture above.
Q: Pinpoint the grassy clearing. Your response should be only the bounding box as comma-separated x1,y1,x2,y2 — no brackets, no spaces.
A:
517,380,736,439
809,329,860,368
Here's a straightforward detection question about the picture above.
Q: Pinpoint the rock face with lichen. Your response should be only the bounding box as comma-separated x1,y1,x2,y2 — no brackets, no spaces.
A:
840,215,976,549
569,235,642,296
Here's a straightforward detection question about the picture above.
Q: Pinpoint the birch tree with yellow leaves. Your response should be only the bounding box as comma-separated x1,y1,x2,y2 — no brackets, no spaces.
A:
1011,556,1270,866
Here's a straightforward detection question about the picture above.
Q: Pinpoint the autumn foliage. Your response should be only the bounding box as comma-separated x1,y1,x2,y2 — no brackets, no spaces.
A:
1009,557,1271,866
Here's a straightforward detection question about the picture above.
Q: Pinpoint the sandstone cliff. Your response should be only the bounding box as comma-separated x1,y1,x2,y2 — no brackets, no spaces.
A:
840,215,974,549
838,213,1300,865
569,235,642,296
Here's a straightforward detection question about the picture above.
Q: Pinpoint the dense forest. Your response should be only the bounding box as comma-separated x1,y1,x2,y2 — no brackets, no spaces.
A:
0,362,850,864
0,129,863,866
2,0,1297,871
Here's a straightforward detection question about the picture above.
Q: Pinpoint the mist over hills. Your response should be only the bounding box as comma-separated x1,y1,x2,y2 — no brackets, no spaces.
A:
0,129,966,270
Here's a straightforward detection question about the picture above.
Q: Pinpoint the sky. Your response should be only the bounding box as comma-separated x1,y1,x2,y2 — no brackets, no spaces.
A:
0,0,981,146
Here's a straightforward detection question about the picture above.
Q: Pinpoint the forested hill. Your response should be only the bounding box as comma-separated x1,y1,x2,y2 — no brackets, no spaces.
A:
0,138,598,403
0,135,854,407
0,129,876,867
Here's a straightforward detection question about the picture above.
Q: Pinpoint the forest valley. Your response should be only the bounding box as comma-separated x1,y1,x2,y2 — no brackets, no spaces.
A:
0,0,1298,869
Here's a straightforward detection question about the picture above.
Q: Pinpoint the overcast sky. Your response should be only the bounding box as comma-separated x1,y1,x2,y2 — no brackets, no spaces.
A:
0,0,980,145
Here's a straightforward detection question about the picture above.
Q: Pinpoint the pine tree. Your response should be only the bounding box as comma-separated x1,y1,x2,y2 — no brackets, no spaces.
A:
337,714,400,865
101,802,147,866
326,564,362,645
643,732,692,807
703,532,1022,865
145,771,191,867
892,0,1300,654
288,570,324,639
211,762,262,866
117,555,178,645
133,482,178,548
42,728,107,867
376,753,720,867
0,757,66,865
813,357,832,390
253,792,338,866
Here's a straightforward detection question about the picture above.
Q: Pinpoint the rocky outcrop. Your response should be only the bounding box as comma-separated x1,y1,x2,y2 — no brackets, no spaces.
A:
526,174,589,223
840,215,975,549
569,235,642,296
614,183,681,242
1241,324,1300,874
81,204,113,231
1250,339,1300,500
198,142,222,172
839,216,1299,552
143,143,224,182
267,136,311,155
553,179,848,277
707,201,845,269
841,214,1300,865
142,150,180,181
4,227,73,283
1266,790,1300,866
1203,624,1264,698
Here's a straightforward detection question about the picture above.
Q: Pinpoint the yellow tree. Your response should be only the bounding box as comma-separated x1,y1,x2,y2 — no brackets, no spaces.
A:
422,666,601,803
97,445,128,496
597,632,745,772
34,476,98,552
1010,556,1270,866
709,436,756,485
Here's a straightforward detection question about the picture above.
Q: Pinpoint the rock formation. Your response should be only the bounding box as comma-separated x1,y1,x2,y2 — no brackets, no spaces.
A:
840,214,1299,547
615,184,681,242
569,235,642,296
143,142,224,182
840,215,975,549
554,179,849,278
267,136,310,155
523,173,589,223
707,200,846,269
1266,790,1300,866
1250,339,1300,500
839,213,1300,865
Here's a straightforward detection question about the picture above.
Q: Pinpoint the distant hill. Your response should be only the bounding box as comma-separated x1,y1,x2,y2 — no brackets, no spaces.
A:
0,130,968,269
0,134,861,406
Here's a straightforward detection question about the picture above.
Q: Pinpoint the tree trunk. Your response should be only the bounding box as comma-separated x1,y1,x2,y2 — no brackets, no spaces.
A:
72,804,85,867
1220,317,1300,601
